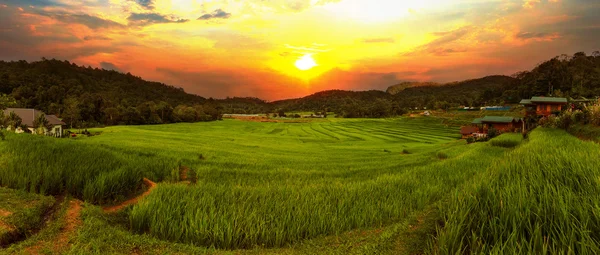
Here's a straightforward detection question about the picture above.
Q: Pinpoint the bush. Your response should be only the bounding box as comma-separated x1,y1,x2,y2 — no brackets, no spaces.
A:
487,127,498,139
0,131,4,141
556,111,573,130
466,137,475,144
572,110,585,123
401,149,411,154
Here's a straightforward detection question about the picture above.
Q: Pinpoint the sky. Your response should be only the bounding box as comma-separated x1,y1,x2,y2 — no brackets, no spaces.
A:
0,0,598,100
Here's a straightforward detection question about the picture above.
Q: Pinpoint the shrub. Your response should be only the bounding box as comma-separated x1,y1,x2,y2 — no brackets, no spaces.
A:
556,111,573,130
487,127,498,139
466,137,475,144
401,149,411,154
0,131,4,141
572,110,585,123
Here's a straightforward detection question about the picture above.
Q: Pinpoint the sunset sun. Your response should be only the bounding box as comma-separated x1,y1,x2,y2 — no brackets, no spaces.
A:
295,54,317,71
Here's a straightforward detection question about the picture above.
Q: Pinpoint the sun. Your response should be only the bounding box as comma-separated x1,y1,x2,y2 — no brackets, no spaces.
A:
295,54,317,71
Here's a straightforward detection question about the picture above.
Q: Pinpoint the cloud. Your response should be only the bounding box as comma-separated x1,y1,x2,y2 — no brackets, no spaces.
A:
127,13,189,26
523,0,542,9
515,31,560,41
133,0,154,10
1,0,65,7
100,61,122,72
362,37,395,44
198,9,232,20
83,35,112,41
403,26,473,56
250,0,342,13
155,67,306,100
48,13,125,29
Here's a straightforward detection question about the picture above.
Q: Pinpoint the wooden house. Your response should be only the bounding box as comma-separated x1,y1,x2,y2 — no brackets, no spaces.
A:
519,97,567,117
460,126,479,139
471,116,523,134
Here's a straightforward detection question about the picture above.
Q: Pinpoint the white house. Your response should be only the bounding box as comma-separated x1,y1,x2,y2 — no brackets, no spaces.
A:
3,108,66,137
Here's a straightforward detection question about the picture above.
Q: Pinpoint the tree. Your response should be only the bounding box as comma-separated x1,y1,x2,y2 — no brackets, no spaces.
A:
7,111,22,130
32,113,50,135
278,110,286,117
0,93,17,110
63,97,80,129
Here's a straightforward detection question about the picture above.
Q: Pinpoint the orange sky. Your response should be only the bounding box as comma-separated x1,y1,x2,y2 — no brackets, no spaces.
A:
0,0,598,100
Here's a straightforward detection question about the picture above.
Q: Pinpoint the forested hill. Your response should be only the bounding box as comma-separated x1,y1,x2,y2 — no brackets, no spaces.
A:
392,75,516,109
386,81,441,95
0,51,598,126
0,59,206,107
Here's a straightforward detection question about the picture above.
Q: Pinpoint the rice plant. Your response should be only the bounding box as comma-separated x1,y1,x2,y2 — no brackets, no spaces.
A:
489,132,524,148
433,128,600,254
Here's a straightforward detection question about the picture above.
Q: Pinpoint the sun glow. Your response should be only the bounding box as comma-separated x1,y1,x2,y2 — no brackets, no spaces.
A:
295,54,318,71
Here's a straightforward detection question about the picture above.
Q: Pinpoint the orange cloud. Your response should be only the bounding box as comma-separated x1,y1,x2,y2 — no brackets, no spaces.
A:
0,0,597,99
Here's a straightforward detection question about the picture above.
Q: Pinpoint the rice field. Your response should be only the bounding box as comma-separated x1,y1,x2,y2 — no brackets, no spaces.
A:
2,117,599,253
489,133,524,148
72,118,506,249
434,128,600,254
0,187,55,246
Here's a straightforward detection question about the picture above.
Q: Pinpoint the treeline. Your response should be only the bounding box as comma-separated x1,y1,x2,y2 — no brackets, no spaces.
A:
271,90,406,118
0,59,224,127
1,51,599,125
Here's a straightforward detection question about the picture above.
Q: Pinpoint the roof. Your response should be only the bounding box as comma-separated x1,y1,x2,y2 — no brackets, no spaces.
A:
519,99,533,105
530,97,568,104
3,108,65,127
472,118,483,124
46,115,66,125
480,116,518,123
460,126,479,135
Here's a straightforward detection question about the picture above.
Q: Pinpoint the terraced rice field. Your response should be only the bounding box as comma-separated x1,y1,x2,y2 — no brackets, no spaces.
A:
73,118,480,249
3,118,598,254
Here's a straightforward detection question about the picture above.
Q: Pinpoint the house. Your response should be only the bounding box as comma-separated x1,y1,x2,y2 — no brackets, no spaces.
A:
3,108,66,137
520,97,568,117
460,126,479,139
484,106,511,111
222,114,267,120
472,116,524,134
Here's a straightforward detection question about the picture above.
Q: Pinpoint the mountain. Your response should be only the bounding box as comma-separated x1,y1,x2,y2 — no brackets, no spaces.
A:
1,52,598,125
0,59,217,126
391,75,517,108
386,81,441,95
272,90,392,111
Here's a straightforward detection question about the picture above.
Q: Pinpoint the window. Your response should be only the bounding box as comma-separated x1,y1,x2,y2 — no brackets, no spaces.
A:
551,104,559,111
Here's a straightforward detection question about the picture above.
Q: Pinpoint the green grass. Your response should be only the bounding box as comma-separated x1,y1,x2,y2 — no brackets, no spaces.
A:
0,133,179,204
433,128,600,254
0,187,55,246
489,133,524,148
4,117,600,253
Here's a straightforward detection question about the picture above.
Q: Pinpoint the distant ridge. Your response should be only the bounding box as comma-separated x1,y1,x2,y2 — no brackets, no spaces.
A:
386,81,441,95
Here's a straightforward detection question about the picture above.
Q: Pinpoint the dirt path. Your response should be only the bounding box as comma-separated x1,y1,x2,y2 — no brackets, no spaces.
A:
103,178,156,213
0,209,14,231
25,199,83,255
0,209,12,217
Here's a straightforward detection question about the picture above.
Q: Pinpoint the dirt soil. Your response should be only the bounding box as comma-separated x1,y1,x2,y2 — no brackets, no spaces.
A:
103,178,157,213
180,166,189,181
25,199,83,255
0,209,12,217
